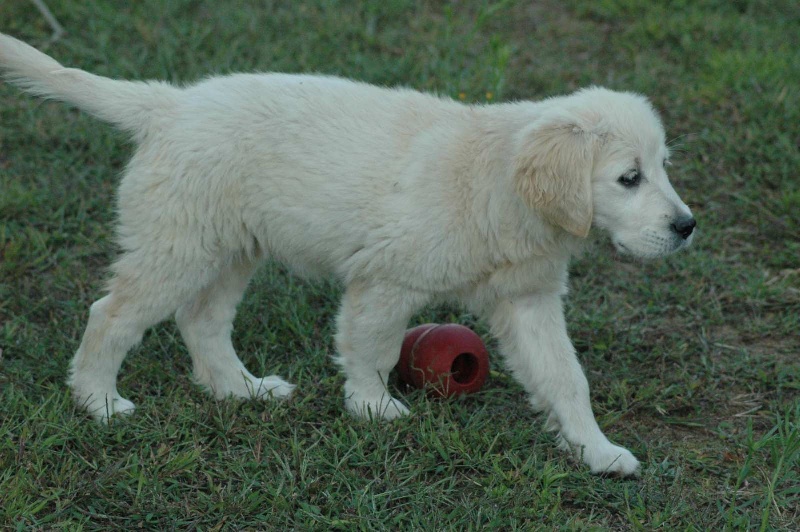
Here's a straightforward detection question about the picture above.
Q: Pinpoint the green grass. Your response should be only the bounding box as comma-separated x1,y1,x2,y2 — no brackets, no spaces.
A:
1,0,799,528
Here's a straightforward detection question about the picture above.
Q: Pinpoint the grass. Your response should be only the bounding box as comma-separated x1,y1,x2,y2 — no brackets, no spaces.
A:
1,0,798,529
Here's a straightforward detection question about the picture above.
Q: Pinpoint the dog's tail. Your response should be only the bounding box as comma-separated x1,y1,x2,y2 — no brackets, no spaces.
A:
0,33,179,136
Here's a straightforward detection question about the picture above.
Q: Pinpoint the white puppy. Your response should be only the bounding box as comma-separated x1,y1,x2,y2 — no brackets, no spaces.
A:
0,34,695,476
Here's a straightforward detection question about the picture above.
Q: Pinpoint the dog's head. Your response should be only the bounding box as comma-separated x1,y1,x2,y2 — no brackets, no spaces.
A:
513,87,695,259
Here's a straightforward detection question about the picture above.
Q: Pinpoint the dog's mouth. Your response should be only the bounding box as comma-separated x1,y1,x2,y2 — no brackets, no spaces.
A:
612,239,632,255
612,232,692,259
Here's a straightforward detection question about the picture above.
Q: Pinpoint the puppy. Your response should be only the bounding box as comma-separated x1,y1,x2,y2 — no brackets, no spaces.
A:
0,33,695,476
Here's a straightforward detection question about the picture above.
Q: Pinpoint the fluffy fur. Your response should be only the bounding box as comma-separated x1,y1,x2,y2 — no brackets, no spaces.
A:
0,33,695,476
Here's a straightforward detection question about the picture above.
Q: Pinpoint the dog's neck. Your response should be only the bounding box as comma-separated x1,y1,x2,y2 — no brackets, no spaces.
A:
458,102,588,266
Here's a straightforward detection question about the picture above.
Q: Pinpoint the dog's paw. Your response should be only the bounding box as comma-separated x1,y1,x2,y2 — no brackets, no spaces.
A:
199,371,295,401
582,442,640,477
346,393,410,421
247,375,296,400
72,387,136,424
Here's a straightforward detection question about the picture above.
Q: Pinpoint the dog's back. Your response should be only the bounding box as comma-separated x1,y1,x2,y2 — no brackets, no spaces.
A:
0,33,468,281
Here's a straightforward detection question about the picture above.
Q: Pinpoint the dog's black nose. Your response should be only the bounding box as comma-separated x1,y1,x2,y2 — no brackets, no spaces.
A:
671,216,696,239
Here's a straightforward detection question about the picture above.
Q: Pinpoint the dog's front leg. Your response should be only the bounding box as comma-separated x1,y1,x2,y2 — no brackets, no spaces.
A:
489,293,640,476
335,282,428,420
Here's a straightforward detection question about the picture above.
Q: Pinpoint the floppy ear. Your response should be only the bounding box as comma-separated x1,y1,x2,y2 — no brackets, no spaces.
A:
513,114,595,237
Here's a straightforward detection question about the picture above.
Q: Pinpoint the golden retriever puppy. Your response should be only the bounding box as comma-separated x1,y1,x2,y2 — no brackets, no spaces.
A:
0,33,695,476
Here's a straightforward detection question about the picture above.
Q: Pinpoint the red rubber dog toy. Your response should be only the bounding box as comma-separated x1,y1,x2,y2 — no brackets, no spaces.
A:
396,323,489,398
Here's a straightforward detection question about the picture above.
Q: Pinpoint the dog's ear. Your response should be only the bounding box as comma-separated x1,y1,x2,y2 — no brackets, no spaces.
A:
513,113,595,238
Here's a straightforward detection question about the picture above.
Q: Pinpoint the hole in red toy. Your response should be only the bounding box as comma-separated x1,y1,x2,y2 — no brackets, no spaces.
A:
450,352,479,384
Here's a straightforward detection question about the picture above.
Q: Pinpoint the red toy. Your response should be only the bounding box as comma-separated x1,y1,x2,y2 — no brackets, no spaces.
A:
396,323,489,398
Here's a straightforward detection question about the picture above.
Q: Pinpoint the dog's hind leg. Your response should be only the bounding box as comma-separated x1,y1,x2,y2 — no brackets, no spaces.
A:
68,248,218,423
176,258,295,402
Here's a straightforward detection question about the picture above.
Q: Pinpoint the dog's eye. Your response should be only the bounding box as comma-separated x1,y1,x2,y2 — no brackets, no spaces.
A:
618,170,641,188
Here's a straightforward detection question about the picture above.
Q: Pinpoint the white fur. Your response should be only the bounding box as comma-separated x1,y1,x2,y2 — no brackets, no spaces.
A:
0,34,695,476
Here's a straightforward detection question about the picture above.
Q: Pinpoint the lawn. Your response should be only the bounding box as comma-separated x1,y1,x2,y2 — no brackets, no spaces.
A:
1,0,798,529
